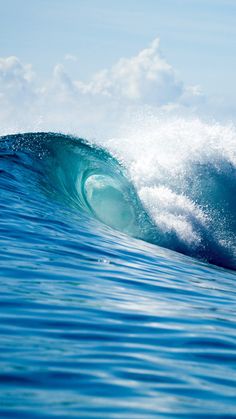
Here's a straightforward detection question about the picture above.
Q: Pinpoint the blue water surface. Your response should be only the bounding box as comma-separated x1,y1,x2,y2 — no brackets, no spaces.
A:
0,133,236,418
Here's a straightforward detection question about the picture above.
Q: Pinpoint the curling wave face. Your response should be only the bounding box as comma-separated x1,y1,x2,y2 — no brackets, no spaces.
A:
1,131,235,270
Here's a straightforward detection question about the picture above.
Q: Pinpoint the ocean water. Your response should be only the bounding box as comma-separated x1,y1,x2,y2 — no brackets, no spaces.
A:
0,125,236,418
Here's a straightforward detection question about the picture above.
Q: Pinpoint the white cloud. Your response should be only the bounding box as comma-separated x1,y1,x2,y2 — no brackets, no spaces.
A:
0,56,37,131
0,56,34,103
82,38,184,105
72,38,202,108
64,54,78,62
0,39,204,135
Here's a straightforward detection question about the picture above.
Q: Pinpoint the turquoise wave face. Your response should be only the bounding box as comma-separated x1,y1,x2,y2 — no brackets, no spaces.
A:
2,132,154,240
41,133,153,239
1,132,235,270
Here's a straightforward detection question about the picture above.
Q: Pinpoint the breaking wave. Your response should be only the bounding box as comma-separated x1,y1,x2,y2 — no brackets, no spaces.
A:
1,120,236,270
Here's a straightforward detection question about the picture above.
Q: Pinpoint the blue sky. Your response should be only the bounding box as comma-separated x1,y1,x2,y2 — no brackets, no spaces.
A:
1,0,235,99
0,0,235,133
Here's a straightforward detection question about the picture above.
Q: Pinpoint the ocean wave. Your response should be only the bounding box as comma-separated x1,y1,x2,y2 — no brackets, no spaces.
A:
1,129,235,270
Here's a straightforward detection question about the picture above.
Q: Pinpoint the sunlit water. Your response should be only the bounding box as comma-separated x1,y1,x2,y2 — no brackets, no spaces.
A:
0,130,236,418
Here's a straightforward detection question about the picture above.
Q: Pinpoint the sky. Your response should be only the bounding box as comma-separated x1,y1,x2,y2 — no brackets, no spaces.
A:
0,0,235,134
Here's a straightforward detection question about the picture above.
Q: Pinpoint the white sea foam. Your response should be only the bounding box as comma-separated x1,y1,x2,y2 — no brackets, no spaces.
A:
95,113,236,251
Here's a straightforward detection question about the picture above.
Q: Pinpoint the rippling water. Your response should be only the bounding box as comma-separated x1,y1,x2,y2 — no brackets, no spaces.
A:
0,131,236,418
